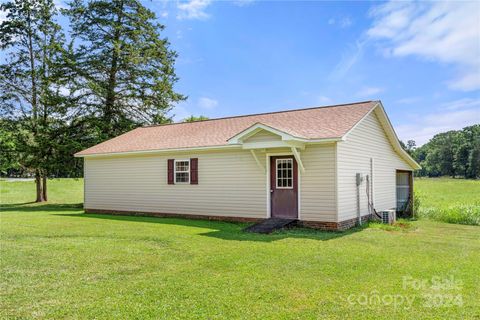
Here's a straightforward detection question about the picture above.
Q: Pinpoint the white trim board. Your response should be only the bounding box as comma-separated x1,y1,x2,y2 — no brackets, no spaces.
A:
75,139,339,159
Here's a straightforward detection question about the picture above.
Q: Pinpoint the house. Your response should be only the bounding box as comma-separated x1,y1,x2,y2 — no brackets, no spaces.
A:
75,101,420,230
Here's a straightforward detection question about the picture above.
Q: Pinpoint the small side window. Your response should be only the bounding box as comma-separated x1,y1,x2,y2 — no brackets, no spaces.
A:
174,160,190,184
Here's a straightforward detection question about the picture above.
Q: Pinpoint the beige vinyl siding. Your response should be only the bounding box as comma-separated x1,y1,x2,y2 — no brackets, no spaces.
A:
84,142,337,222
337,110,412,221
84,149,267,218
244,130,282,143
299,144,337,222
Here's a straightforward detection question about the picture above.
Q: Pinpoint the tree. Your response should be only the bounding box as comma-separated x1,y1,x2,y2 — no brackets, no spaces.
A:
64,0,186,142
463,125,480,178
425,131,458,177
0,119,20,175
183,115,209,123
412,125,480,179
455,143,470,177
400,139,416,156
0,0,69,201
467,144,480,179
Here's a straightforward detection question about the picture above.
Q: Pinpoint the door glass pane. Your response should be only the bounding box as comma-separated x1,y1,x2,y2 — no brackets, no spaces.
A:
276,159,293,189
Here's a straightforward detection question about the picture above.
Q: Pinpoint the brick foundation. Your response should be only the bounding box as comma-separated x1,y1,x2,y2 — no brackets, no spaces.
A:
84,209,373,231
84,208,263,223
298,214,373,231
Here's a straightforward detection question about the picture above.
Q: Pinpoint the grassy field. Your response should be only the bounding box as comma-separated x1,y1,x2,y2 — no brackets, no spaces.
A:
1,179,479,319
415,178,480,225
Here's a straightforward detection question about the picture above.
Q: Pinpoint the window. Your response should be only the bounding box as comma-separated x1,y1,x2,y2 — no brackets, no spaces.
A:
174,160,190,183
276,158,293,189
168,158,198,185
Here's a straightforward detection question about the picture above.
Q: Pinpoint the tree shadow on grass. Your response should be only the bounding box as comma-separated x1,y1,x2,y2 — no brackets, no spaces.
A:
0,203,83,213
55,211,366,242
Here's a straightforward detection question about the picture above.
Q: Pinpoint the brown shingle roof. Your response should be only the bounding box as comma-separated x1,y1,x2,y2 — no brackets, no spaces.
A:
75,101,378,156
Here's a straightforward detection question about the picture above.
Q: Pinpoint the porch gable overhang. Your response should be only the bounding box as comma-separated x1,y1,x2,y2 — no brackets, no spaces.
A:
227,122,340,151
227,122,342,174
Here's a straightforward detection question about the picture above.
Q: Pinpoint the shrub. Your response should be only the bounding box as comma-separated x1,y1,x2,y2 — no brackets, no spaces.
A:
412,191,422,219
417,202,480,226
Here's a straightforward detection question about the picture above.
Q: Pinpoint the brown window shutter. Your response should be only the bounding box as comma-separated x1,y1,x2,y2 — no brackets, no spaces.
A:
190,158,198,184
167,159,174,184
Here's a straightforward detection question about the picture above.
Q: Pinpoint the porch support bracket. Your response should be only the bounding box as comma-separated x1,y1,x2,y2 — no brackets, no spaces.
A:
291,147,306,173
250,150,265,172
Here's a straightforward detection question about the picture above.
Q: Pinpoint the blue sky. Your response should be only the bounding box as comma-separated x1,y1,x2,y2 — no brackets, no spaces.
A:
146,0,480,145
1,0,479,145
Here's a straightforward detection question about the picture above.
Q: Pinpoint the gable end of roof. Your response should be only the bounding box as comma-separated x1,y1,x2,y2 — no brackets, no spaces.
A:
343,102,421,170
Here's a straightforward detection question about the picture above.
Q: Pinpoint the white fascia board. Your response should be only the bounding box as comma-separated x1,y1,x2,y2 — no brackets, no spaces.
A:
301,137,342,144
75,144,242,158
75,138,340,158
375,105,421,170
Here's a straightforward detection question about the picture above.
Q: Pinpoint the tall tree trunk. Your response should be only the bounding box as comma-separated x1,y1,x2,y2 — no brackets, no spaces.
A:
28,7,44,203
42,175,47,201
27,9,38,122
35,170,46,202
103,0,124,138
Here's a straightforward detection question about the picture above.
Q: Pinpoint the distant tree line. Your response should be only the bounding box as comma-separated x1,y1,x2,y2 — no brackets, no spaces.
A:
0,0,187,201
401,124,480,179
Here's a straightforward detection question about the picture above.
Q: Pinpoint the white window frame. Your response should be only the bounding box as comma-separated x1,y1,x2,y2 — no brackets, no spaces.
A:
276,158,293,189
174,159,190,184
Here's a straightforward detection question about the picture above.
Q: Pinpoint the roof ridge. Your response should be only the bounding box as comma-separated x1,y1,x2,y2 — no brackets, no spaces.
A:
143,100,378,129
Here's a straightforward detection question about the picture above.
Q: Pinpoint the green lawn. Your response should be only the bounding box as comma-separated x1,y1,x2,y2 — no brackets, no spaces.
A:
415,178,480,225
1,179,479,319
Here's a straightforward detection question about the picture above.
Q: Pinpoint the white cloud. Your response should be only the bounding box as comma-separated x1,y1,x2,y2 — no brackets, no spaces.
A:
328,16,353,28
198,97,218,109
160,11,169,18
177,0,212,20
439,98,480,111
330,39,367,80
232,0,255,7
394,97,421,105
367,1,480,91
356,86,383,97
396,98,480,145
170,104,191,122
339,17,352,28
317,95,332,104
170,97,217,121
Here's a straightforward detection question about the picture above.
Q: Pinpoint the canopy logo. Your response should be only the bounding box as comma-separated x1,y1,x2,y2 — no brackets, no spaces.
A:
344,275,464,310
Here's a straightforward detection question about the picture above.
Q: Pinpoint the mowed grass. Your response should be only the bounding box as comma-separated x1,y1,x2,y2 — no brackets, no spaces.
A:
415,178,480,225
0,178,84,205
1,179,479,319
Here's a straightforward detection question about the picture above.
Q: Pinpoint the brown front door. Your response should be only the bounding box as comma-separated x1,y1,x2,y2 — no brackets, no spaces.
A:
270,156,298,219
